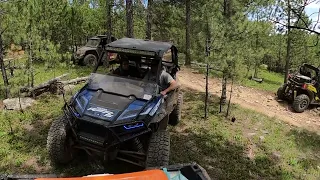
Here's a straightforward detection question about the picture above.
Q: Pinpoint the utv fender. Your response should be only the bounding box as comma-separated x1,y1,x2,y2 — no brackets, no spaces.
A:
85,50,98,58
297,89,314,102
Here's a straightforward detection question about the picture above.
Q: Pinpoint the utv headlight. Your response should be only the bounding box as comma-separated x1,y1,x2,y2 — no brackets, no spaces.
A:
123,122,144,130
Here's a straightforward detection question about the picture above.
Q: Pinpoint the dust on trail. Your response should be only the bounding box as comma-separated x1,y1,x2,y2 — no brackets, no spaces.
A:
177,68,320,133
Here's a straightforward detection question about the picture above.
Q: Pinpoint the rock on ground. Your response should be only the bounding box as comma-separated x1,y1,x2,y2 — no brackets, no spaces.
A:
2,98,36,110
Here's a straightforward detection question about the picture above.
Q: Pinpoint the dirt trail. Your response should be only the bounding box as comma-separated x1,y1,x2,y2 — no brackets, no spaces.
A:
177,68,320,132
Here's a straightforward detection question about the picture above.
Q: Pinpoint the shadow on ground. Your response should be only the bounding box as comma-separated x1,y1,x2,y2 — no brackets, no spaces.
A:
263,79,282,86
169,89,302,180
287,129,320,170
170,128,290,180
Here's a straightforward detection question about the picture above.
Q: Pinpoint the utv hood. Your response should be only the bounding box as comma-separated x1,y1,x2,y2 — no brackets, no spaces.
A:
72,73,160,123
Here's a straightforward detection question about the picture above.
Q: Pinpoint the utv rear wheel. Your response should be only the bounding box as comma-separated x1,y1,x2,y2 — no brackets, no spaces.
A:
293,94,310,113
83,54,98,67
277,84,286,100
47,116,74,164
169,92,183,126
145,131,170,168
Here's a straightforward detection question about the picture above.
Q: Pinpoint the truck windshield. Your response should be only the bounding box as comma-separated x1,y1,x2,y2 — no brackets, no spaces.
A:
86,39,100,47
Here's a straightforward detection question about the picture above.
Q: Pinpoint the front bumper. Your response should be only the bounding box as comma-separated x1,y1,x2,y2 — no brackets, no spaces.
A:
72,53,85,63
284,81,301,100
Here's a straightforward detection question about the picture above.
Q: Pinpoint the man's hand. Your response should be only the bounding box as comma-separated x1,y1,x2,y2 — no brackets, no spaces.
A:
160,91,167,96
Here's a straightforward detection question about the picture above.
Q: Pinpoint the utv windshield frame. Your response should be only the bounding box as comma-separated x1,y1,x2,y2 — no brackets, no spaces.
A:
86,73,159,100
299,63,319,78
92,38,178,89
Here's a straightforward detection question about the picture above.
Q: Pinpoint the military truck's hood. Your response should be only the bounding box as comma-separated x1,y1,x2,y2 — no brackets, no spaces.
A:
75,46,96,55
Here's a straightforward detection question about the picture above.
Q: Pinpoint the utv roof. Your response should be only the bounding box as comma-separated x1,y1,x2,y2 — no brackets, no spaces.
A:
302,63,319,72
105,38,174,57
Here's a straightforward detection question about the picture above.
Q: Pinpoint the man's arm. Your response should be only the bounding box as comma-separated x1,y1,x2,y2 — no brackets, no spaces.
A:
160,72,179,95
161,79,178,95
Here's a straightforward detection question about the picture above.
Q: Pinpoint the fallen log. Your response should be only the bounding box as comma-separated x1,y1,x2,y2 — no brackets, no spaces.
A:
249,76,264,83
60,76,89,85
20,73,69,93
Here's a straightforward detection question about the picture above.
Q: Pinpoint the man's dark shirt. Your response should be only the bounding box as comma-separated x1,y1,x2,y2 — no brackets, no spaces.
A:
113,66,140,78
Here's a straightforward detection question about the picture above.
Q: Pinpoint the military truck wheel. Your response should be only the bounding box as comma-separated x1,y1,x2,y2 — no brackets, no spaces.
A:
83,54,98,67
169,92,183,126
277,84,287,100
292,94,310,113
145,131,170,168
47,116,74,164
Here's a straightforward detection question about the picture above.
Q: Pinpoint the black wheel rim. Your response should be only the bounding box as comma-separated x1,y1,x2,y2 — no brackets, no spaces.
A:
299,100,308,109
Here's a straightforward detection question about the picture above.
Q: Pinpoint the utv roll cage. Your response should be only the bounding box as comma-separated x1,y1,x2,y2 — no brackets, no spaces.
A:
299,63,319,78
93,38,180,82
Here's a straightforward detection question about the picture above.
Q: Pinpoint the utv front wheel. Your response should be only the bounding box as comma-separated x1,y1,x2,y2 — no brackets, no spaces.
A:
292,94,310,113
169,92,183,126
145,131,170,168
277,84,287,100
47,116,74,164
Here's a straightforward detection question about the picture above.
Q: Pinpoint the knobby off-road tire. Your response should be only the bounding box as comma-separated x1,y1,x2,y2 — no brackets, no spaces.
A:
169,91,183,126
145,131,170,168
292,94,310,113
277,84,287,100
47,116,74,164
83,54,98,67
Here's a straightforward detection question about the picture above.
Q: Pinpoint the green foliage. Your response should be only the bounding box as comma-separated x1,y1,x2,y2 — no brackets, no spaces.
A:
0,0,318,78
240,69,284,92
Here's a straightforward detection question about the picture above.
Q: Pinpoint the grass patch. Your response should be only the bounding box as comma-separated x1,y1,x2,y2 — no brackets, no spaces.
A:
0,94,67,173
239,69,284,92
0,57,93,99
196,65,284,92
169,89,320,180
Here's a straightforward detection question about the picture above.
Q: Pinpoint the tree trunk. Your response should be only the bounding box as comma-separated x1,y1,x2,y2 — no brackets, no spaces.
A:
71,6,75,53
220,74,227,113
185,0,191,66
284,0,291,83
254,64,258,78
0,33,9,98
107,0,113,43
220,0,231,112
145,0,153,40
226,77,234,117
205,63,209,119
278,36,281,72
126,0,134,38
28,39,34,88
